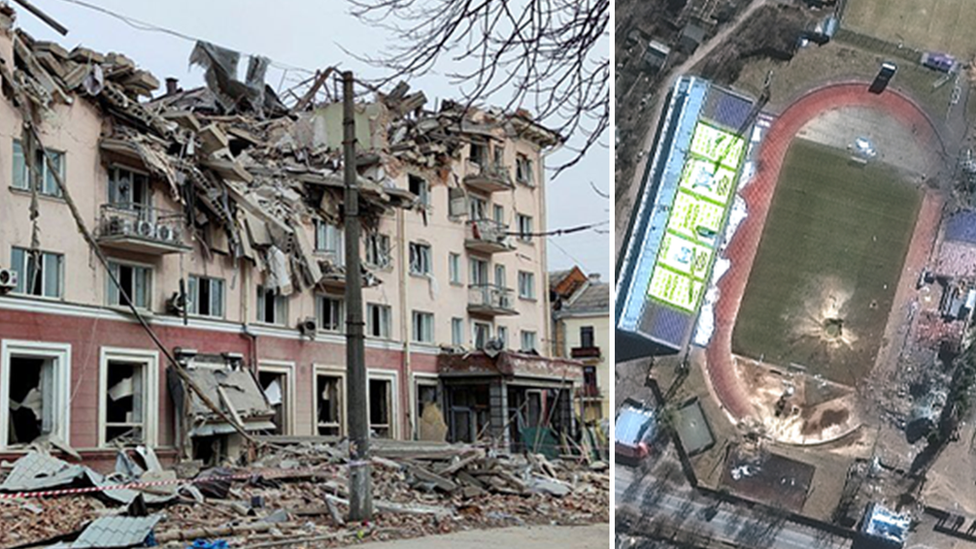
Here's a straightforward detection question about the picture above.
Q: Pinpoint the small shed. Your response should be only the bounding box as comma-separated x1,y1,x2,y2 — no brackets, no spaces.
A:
678,24,707,54
644,40,671,71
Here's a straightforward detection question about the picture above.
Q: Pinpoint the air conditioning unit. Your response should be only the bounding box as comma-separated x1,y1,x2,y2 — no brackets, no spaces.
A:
136,220,156,239
106,216,132,236
0,268,17,292
298,317,317,337
166,291,187,315
156,224,179,244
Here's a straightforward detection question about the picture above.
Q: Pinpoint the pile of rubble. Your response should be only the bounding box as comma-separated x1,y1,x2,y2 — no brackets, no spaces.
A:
0,440,608,548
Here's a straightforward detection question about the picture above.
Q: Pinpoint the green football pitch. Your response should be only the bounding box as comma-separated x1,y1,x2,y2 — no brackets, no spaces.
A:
731,140,921,386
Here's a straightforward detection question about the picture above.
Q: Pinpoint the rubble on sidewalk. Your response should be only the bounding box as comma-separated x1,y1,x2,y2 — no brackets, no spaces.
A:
0,440,608,548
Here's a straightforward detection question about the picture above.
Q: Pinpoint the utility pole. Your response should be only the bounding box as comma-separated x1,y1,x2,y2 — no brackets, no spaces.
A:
342,70,372,521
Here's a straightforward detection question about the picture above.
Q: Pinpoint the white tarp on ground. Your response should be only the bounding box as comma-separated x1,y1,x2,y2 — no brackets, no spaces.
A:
693,257,730,347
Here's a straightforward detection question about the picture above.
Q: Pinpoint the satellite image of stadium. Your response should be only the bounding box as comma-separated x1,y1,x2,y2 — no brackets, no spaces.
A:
616,76,755,361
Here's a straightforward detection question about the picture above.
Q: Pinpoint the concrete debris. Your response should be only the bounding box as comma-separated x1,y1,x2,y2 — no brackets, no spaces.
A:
0,440,606,548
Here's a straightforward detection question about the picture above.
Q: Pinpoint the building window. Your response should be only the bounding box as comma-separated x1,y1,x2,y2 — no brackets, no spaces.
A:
365,232,390,268
316,372,343,436
516,154,535,186
367,303,392,338
449,253,462,285
107,261,152,309
108,166,150,209
493,204,505,224
518,271,536,299
415,380,439,429
317,295,344,333
412,311,434,343
259,366,292,435
469,257,488,285
451,317,464,346
520,330,537,353
1,341,70,449
497,326,509,349
583,366,598,393
314,220,344,266
494,264,507,288
469,142,487,165
517,214,534,242
12,140,64,197
369,377,393,438
101,350,157,447
469,195,487,220
580,326,595,348
409,174,429,207
473,322,491,350
187,275,224,318
257,286,288,325
11,247,63,298
409,242,432,276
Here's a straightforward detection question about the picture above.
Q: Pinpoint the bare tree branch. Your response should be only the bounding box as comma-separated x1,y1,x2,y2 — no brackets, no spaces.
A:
346,0,608,176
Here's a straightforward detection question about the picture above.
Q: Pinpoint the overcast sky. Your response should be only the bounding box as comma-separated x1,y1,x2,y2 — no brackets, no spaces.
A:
18,0,610,279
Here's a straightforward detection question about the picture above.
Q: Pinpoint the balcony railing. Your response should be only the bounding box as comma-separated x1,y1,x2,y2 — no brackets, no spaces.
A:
465,219,515,254
463,159,514,193
571,346,602,359
467,284,518,316
96,203,190,254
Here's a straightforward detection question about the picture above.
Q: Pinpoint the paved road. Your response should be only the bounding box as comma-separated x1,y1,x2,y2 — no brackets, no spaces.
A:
351,524,609,548
615,466,852,549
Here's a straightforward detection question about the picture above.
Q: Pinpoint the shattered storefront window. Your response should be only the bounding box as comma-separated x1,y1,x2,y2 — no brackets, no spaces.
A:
316,374,342,436
7,357,54,445
104,360,146,445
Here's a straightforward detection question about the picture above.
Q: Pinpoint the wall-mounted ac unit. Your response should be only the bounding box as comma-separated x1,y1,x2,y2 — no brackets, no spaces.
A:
106,216,132,236
136,220,156,239
156,224,179,244
0,268,17,292
298,317,317,337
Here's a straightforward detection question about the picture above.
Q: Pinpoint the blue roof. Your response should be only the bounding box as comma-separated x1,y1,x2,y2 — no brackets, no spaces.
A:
945,211,976,244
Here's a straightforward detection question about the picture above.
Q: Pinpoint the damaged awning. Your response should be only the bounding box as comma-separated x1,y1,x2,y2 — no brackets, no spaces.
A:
170,363,277,437
437,350,585,382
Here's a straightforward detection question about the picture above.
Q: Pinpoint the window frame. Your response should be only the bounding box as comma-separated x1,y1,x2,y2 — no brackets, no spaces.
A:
0,340,72,450
411,310,435,344
366,302,393,339
408,174,430,208
520,330,538,353
258,361,296,436
256,285,289,326
314,365,346,437
516,153,535,186
517,214,534,243
12,139,65,198
187,275,225,318
448,253,462,285
408,242,432,276
97,347,159,448
451,317,465,346
11,247,64,299
314,220,345,266
472,321,492,350
518,270,536,300
317,294,345,333
107,165,152,210
106,259,153,310
364,232,391,269
367,370,399,439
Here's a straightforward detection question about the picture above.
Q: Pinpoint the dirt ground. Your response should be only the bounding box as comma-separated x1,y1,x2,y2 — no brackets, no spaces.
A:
351,524,610,548
843,0,976,59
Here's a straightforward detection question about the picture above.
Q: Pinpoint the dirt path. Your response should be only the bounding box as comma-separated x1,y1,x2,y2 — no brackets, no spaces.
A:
350,524,609,548
706,83,944,421
615,0,773,259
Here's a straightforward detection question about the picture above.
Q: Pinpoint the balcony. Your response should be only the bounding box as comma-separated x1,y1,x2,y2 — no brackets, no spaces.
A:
465,219,515,254
467,284,518,317
463,159,514,193
96,204,190,255
571,346,602,360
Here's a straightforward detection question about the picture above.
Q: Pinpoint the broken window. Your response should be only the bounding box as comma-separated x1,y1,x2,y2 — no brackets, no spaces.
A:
417,382,438,420
107,261,152,309
316,373,342,436
364,232,390,268
317,294,344,333
469,142,487,166
256,286,288,325
469,195,487,220
408,242,431,275
448,253,462,285
526,390,543,427
11,247,63,298
497,326,509,349
314,220,344,266
473,322,491,350
408,174,429,207
412,311,434,343
366,303,392,338
259,370,289,435
580,325,595,348
517,214,534,242
520,330,537,353
7,356,53,445
451,317,464,346
187,275,224,317
516,154,535,186
12,139,64,197
518,271,535,299
108,166,150,210
104,360,146,445
446,384,490,443
369,378,393,438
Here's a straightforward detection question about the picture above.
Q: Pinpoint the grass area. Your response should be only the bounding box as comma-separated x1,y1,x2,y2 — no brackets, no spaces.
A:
731,140,921,386
735,41,955,122
843,0,976,58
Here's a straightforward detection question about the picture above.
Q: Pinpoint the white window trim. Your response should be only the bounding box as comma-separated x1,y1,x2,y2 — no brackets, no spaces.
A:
313,364,347,436
366,303,393,339
472,321,492,349
448,253,462,286
256,286,289,326
412,310,434,344
410,372,439,440
317,294,345,334
0,340,72,450
107,258,155,311
367,369,400,439
409,242,433,276
108,164,152,207
97,347,159,448
258,360,296,436
188,275,225,319
11,247,65,300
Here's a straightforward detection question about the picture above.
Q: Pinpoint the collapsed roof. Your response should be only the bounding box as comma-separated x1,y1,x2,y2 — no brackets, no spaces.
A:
0,6,562,297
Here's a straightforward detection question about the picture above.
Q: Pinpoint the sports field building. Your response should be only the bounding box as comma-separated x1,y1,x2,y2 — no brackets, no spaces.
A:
616,76,755,360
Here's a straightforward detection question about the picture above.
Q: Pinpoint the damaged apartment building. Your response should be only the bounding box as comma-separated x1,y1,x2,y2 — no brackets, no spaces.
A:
0,5,585,466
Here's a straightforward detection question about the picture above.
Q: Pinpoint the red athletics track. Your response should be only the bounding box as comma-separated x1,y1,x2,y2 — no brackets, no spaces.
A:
705,82,944,420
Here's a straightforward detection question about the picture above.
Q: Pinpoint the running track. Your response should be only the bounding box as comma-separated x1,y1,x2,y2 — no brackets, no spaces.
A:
705,83,943,419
